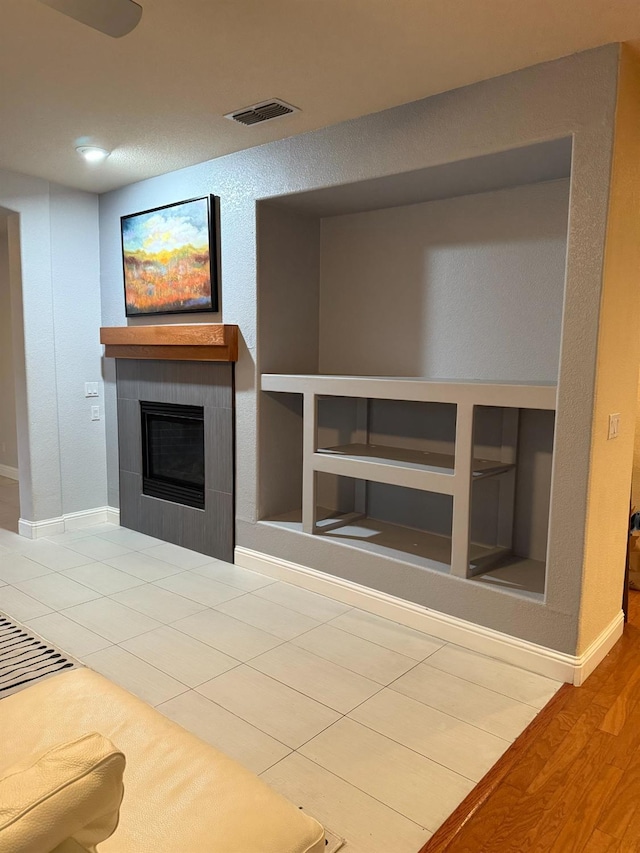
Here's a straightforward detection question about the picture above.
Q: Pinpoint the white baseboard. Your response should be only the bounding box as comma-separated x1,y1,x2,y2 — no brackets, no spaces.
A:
0,464,19,480
18,506,121,540
18,516,65,539
235,546,624,686
573,613,625,686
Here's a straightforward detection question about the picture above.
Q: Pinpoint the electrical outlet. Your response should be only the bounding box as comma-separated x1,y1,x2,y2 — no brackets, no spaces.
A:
608,413,620,440
91,405,100,421
85,382,99,398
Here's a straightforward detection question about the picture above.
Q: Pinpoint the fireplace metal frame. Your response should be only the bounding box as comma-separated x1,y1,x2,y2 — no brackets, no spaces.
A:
140,400,205,510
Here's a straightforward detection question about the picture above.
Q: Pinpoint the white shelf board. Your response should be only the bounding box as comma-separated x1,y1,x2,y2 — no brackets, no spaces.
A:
320,443,514,479
260,508,545,600
313,448,455,495
261,507,501,575
261,374,557,410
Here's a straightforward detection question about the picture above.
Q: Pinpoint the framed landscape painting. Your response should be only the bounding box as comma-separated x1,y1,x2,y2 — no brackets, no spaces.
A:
121,195,218,316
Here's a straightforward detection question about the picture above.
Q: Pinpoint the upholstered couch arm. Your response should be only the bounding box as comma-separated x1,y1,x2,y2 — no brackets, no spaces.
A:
0,732,125,853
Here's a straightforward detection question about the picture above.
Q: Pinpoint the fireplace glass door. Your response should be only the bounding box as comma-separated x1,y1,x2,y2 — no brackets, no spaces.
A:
141,401,205,509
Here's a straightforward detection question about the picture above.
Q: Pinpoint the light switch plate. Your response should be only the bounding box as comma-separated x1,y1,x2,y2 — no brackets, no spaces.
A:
608,413,620,440
91,405,100,421
85,382,99,398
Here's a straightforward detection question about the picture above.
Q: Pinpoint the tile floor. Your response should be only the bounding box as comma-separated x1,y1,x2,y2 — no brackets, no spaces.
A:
0,520,562,853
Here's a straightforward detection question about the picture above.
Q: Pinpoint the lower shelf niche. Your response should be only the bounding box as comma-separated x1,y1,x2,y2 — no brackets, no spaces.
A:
469,553,546,601
268,475,459,573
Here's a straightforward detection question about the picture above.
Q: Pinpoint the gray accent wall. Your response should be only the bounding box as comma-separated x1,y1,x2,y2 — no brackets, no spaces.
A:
318,180,569,381
100,46,621,655
116,360,234,562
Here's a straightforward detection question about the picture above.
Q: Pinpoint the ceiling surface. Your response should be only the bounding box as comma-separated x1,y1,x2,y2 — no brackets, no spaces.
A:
2,0,640,194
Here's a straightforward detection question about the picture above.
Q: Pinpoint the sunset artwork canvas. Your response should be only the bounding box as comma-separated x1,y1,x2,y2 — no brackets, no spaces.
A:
121,196,217,316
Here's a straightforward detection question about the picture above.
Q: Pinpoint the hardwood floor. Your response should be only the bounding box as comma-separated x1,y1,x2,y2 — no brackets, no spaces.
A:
420,592,640,853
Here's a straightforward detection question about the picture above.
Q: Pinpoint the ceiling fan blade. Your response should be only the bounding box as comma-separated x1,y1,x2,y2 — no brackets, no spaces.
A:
38,0,142,38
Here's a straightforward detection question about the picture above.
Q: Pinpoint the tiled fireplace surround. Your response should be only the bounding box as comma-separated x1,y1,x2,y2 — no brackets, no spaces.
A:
116,359,234,562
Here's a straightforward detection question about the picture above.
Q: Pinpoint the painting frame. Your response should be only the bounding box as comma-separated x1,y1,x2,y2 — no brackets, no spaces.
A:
120,195,219,317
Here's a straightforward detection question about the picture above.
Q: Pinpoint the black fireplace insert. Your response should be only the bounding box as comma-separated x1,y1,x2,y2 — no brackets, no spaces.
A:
140,401,205,509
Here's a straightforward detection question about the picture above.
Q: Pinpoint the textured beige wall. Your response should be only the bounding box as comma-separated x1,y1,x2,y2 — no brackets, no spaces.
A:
633,375,640,508
578,45,640,654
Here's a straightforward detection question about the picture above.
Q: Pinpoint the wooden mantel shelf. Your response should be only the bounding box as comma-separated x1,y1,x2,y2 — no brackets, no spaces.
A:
100,324,238,362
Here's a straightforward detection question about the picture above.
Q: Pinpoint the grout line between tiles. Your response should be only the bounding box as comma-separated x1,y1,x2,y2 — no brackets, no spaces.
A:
322,612,446,660
421,653,561,711
341,711,506,785
257,749,432,835
281,745,436,833
113,629,247,687
167,612,291,660
184,689,295,752
242,654,385,717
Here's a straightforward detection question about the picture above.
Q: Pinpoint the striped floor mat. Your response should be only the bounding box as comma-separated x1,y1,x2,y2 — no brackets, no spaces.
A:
0,613,81,699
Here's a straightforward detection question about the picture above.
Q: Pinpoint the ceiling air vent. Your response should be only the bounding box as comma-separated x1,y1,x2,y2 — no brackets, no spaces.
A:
225,99,299,127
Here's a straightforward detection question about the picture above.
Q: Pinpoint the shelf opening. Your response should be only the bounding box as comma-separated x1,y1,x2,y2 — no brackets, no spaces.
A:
313,474,455,572
317,397,458,475
468,406,555,600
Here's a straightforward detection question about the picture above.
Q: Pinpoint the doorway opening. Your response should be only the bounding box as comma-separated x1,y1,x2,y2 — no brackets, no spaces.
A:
0,211,21,533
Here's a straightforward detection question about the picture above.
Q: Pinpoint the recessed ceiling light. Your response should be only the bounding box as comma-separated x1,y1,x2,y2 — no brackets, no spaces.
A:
76,145,110,163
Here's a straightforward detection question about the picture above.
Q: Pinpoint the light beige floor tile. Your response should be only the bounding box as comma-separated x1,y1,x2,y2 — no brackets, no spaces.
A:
349,688,510,782
197,666,340,748
97,528,164,550
191,560,276,592
84,645,187,706
154,572,244,607
72,523,119,535
254,581,351,622
63,563,146,595
18,541,94,571
14,574,101,610
391,662,539,741
0,529,33,552
173,609,282,661
251,643,381,714
121,625,238,686
46,529,100,545
0,586,53,620
215,593,321,640
102,552,185,581
26,612,112,657
261,752,430,853
293,623,418,685
111,584,208,622
62,598,162,643
0,553,53,584
141,543,215,570
64,537,132,561
299,717,474,831
427,644,561,709
158,691,291,774
329,610,445,660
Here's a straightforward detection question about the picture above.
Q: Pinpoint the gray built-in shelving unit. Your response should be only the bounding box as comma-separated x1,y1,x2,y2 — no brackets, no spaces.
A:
256,138,569,604
261,375,555,601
